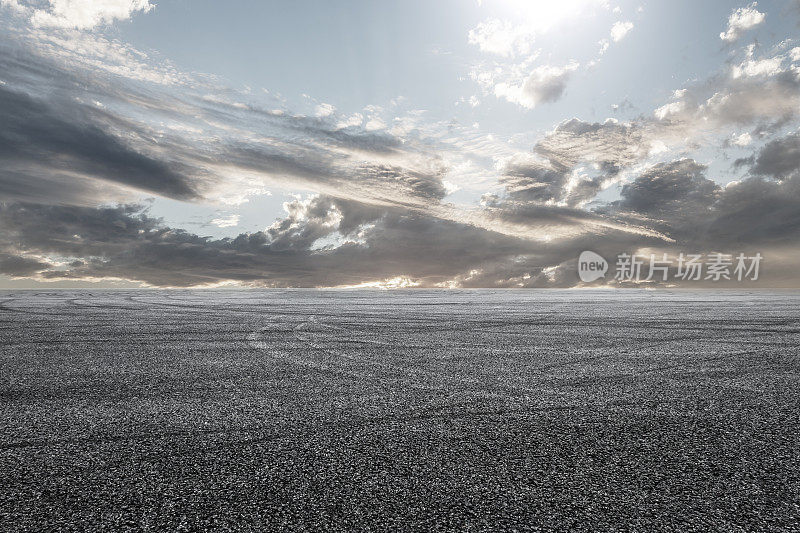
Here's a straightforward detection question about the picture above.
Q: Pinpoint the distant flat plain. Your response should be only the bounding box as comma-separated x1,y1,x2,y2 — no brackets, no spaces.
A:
1,290,798,531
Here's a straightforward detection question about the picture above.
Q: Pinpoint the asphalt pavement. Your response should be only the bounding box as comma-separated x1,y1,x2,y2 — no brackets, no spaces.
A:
1,289,798,531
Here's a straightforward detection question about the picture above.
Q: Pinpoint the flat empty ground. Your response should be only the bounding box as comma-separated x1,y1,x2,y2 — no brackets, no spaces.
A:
0,290,799,531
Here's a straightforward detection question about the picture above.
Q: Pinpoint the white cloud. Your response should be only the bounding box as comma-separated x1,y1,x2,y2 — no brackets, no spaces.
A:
494,62,579,109
25,27,186,85
731,56,784,78
336,113,363,129
315,103,336,117
598,21,632,55
210,215,240,228
610,21,633,42
6,0,800,289
468,19,534,57
29,0,154,29
720,2,765,43
654,101,684,120
0,0,26,13
2,2,172,85
364,117,386,131
732,132,752,146
442,180,461,195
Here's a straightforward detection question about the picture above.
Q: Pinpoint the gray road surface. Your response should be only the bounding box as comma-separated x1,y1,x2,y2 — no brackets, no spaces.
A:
1,290,799,531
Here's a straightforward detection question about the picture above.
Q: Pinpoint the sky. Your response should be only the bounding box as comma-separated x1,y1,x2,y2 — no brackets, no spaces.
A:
1,0,800,288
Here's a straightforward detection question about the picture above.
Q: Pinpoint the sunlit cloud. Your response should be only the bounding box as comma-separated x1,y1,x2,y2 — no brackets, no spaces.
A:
1,1,800,287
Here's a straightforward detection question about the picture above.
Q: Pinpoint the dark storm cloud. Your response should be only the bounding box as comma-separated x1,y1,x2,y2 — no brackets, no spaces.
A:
500,160,612,208
0,198,632,288
0,203,162,258
751,113,793,140
0,254,51,276
706,174,800,246
616,159,719,216
266,196,384,252
0,33,449,210
500,160,568,203
0,167,131,206
2,10,800,288
733,155,755,169
0,201,504,286
0,86,199,200
496,119,643,209
750,131,800,179
601,154,800,251
3,163,799,287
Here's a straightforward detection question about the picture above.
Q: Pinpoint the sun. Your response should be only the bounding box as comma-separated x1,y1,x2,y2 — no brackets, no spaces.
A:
488,0,603,33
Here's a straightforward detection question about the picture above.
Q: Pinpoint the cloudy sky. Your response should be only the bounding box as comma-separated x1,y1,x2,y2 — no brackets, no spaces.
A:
1,0,800,288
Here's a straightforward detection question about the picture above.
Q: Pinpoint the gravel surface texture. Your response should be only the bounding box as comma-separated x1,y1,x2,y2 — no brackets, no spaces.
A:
1,290,799,531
